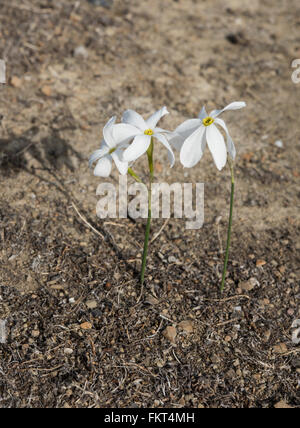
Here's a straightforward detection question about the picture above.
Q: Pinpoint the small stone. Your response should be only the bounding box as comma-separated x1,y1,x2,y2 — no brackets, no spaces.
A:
74,45,89,59
275,140,284,149
64,348,73,355
256,259,267,267
10,76,22,88
178,320,194,334
31,330,40,338
273,343,288,354
274,400,293,409
86,300,97,309
168,256,177,264
239,277,259,291
156,359,165,368
41,86,52,97
234,306,242,312
163,326,177,343
80,322,92,330
225,336,232,342
263,330,271,342
69,298,75,304
144,294,159,305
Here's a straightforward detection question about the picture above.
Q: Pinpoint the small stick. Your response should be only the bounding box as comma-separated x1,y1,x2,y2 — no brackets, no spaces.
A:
150,218,170,244
71,202,105,240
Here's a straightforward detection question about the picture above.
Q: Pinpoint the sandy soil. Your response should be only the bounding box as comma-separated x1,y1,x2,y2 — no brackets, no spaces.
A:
0,0,299,408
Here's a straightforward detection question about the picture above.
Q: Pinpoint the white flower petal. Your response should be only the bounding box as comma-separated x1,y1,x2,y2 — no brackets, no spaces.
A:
179,125,206,168
199,106,208,120
89,142,110,168
122,110,147,131
154,127,172,134
122,134,151,162
154,128,181,151
168,133,185,152
146,106,169,129
215,118,236,160
112,123,141,144
103,116,117,148
111,149,128,175
206,124,227,170
155,132,175,167
210,101,246,118
94,154,112,177
175,118,202,140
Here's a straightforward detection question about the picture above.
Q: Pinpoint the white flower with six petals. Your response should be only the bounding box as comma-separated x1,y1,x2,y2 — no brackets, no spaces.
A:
89,116,130,177
114,107,175,167
172,102,246,171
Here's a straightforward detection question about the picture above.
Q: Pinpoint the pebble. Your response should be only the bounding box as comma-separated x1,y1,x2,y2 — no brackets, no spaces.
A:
41,86,52,97
256,259,267,267
64,348,73,355
86,300,97,309
80,322,92,330
74,45,89,59
31,330,40,338
10,76,22,88
263,330,271,342
178,320,194,334
273,343,288,354
163,326,177,343
144,294,159,305
275,140,284,149
239,277,259,291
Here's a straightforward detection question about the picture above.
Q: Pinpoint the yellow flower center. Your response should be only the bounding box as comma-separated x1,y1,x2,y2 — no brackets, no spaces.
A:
202,117,214,127
109,148,116,154
144,129,154,136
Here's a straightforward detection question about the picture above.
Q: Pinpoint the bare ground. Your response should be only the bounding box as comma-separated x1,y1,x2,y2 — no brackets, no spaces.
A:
0,0,299,408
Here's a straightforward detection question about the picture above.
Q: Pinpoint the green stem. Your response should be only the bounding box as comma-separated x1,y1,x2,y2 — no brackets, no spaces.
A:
128,168,142,183
220,162,235,293
140,138,154,285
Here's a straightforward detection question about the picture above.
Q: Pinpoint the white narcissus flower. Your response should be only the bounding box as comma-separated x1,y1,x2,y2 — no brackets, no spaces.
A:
89,116,130,177
113,107,175,167
173,102,246,171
